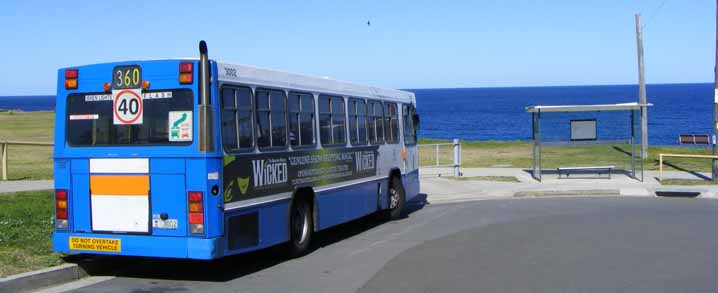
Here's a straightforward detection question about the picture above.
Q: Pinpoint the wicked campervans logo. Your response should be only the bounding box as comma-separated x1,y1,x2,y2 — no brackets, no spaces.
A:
251,158,288,188
355,151,375,172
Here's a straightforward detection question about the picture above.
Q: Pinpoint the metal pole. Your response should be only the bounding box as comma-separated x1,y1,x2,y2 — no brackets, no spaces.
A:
636,14,648,160
537,111,542,181
453,139,460,177
1,142,7,181
713,0,718,181
531,112,536,179
631,110,636,179
435,144,439,167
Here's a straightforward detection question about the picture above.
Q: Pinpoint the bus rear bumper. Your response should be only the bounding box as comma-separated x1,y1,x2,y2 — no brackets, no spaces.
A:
52,232,222,260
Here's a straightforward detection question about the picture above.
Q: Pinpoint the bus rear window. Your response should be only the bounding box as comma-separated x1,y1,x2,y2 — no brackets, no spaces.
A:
66,89,194,146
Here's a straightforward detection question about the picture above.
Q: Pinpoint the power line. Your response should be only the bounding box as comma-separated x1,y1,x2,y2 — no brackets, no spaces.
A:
642,0,669,29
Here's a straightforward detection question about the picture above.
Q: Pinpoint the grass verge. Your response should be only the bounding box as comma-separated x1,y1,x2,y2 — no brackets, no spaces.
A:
659,179,718,186
448,176,520,183
418,138,716,173
0,111,54,180
0,191,64,277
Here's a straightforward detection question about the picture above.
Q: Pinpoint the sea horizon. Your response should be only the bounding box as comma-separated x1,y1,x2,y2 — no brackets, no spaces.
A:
1,82,715,146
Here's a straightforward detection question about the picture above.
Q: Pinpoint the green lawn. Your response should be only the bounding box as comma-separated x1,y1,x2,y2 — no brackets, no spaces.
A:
0,111,714,179
0,111,54,180
418,138,715,173
0,191,64,277
659,179,718,186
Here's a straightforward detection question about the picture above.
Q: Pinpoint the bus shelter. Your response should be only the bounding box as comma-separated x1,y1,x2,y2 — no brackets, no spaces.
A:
526,102,651,182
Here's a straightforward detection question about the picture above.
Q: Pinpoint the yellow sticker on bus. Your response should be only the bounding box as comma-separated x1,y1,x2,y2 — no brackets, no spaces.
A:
69,237,121,253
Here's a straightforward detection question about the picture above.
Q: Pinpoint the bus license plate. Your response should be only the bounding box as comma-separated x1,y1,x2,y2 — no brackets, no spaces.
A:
69,237,121,253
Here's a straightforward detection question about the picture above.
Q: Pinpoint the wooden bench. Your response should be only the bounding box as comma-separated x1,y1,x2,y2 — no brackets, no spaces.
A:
557,166,615,179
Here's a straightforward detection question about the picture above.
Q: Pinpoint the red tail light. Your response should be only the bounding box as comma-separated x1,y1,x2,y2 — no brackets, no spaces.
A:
179,62,193,73
179,62,193,84
188,191,204,234
55,189,68,229
64,69,78,90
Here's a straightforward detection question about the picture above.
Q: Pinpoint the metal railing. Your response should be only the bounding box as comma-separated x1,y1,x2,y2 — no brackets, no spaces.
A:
418,138,462,176
1,141,53,180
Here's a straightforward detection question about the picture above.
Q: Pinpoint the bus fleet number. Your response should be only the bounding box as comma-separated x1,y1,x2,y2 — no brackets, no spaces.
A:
224,67,237,77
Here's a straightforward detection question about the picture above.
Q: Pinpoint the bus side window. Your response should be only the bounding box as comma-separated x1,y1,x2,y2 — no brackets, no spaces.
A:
357,99,367,144
319,95,346,146
332,97,346,145
368,100,384,145
289,92,315,147
349,98,368,146
236,88,254,149
221,88,238,150
402,104,416,145
255,89,287,149
384,102,399,144
221,86,254,151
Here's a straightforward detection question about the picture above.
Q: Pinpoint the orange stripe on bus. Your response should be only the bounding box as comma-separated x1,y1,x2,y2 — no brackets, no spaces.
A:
90,176,149,196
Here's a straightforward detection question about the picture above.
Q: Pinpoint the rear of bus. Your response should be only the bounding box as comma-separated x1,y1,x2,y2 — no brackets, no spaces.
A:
52,52,225,259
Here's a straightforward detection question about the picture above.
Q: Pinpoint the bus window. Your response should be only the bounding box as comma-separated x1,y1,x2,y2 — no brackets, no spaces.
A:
332,97,346,144
289,92,315,147
256,89,287,149
319,95,346,146
368,100,384,144
221,86,254,152
349,98,368,145
403,104,417,145
384,102,399,144
221,88,238,150
66,89,193,146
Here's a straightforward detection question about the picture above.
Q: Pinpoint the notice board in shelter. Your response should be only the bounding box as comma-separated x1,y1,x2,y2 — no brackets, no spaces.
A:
570,119,597,141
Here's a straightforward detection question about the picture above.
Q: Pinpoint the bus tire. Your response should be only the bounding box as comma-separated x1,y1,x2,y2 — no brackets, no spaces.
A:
387,176,405,221
288,198,313,257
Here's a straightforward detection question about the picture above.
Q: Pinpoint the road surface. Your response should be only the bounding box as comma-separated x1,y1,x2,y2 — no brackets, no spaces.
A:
58,196,718,293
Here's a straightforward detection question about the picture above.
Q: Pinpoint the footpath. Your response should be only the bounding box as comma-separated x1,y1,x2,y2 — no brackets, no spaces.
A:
0,180,52,194
421,167,718,204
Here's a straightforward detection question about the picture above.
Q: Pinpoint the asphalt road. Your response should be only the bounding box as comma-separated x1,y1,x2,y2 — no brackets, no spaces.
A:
62,196,718,293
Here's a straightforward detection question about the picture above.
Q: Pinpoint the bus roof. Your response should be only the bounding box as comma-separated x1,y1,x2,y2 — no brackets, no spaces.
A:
216,62,415,104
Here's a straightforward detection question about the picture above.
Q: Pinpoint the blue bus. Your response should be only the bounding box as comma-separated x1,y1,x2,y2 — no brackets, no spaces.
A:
52,41,420,259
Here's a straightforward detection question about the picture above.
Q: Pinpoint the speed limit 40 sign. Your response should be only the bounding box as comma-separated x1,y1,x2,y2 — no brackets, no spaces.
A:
113,89,143,125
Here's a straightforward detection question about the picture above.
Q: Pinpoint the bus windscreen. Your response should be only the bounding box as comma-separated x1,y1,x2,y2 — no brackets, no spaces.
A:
66,89,194,146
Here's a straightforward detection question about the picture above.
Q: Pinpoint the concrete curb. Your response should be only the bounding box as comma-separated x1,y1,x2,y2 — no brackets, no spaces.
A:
0,263,87,293
513,189,621,198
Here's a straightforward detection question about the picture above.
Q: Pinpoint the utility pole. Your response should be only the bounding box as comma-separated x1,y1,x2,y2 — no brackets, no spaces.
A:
635,14,648,160
713,0,718,181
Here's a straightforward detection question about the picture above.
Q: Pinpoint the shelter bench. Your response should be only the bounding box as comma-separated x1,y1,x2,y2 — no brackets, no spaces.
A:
557,166,615,179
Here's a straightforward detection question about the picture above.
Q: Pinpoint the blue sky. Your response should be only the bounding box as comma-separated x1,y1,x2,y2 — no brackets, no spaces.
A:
0,0,714,95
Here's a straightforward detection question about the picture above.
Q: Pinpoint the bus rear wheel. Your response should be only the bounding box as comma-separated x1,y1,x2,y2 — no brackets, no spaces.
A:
387,176,405,221
288,198,313,257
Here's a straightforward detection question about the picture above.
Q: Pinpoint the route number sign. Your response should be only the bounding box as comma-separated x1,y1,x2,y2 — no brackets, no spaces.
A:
113,89,143,125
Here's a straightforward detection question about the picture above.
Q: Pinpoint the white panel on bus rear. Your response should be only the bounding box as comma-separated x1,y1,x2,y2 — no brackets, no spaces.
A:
90,158,149,174
91,195,149,233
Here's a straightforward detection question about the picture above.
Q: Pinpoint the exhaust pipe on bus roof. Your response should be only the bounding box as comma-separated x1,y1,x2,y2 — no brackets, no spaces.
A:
198,40,214,152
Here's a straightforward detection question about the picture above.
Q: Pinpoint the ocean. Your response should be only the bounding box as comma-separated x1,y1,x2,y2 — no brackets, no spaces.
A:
1,83,712,146
412,83,713,146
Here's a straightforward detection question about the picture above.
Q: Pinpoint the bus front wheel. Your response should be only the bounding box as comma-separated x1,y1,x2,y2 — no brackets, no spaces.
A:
387,176,405,221
289,198,313,257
